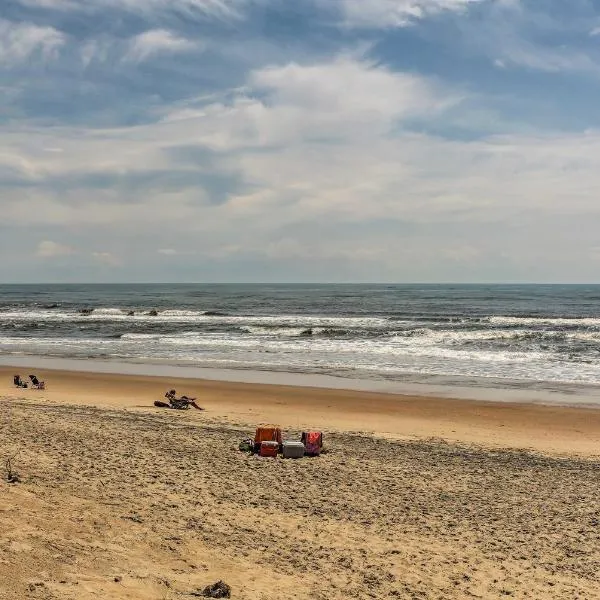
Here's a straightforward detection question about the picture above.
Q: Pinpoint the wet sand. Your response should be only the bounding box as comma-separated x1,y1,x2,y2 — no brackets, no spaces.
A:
0,367,599,599
1,367,599,455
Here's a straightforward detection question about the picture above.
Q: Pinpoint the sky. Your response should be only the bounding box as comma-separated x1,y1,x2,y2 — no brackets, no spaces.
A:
2,0,600,283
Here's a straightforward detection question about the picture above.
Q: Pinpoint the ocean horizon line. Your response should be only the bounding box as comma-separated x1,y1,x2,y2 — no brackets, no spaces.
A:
3,281,600,286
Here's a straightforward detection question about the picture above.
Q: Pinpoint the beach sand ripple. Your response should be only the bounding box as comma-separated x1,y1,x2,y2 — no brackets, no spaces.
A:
0,399,598,599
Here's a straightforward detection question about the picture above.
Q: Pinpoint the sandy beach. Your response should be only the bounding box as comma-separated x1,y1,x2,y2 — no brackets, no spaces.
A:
1,367,599,599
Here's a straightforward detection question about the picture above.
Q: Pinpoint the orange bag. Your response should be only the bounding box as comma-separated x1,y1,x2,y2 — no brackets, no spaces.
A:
254,425,283,446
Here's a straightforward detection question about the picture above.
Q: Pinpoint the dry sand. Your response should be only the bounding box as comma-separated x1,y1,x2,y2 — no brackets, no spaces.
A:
0,367,599,599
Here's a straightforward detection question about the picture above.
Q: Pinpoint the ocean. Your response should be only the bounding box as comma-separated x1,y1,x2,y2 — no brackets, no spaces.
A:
2,283,600,400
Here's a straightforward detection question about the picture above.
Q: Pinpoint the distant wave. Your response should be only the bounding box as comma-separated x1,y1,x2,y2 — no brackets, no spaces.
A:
488,316,600,327
5,306,600,328
0,308,392,330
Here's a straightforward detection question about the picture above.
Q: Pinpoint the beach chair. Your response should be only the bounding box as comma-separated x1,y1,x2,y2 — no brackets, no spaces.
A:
13,375,27,388
29,375,45,390
301,431,323,456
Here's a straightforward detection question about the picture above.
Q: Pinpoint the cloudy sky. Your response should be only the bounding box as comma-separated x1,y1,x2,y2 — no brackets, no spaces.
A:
2,0,600,283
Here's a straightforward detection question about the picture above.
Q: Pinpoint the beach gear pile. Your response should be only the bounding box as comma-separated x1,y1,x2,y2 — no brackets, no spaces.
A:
239,425,323,459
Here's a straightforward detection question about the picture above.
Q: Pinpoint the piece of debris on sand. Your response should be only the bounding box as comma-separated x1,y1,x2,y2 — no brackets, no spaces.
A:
192,580,231,598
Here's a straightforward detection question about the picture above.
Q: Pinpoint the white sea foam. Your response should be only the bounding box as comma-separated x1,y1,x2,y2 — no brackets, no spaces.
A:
100,327,600,354
161,310,205,317
0,308,391,329
489,315,600,327
5,307,600,333
4,302,600,387
240,326,323,336
120,333,163,340
92,308,129,316
3,327,600,385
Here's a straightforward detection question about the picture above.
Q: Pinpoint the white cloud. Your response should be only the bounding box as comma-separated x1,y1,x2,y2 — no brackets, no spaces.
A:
36,240,75,258
456,0,600,75
125,29,198,62
81,38,114,66
92,251,121,266
15,0,76,8
494,42,600,74
2,56,600,228
123,0,250,18
329,0,481,28
110,0,251,20
442,244,481,262
14,0,251,20
0,19,65,64
4,53,600,280
251,56,452,123
0,56,450,179
262,238,386,261
13,0,480,27
156,56,455,151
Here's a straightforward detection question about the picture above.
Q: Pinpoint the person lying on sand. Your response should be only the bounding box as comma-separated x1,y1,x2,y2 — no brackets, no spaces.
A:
165,389,204,410
28,374,45,389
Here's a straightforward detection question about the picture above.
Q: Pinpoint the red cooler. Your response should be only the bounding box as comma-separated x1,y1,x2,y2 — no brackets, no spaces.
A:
259,440,279,457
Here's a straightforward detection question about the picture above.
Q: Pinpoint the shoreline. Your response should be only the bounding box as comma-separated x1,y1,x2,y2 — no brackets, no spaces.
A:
2,354,600,408
2,362,599,457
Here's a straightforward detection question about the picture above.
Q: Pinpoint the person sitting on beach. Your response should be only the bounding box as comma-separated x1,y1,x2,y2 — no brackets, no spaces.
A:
13,374,27,388
165,389,203,410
